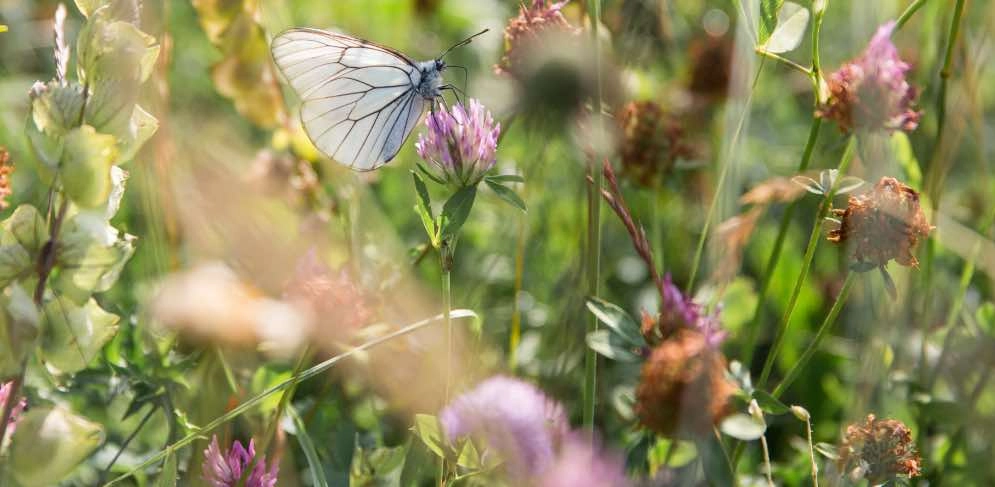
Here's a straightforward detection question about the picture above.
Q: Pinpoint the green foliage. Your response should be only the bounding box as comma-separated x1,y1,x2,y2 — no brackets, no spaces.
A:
9,406,105,487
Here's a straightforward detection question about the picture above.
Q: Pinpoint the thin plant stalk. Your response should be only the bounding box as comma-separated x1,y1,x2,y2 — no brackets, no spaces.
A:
772,271,856,398
799,408,819,487
741,118,823,365
895,0,930,30
97,407,158,485
760,434,774,487
443,270,453,402
508,218,527,371
582,0,604,431
758,136,857,388
103,310,476,486
686,57,768,293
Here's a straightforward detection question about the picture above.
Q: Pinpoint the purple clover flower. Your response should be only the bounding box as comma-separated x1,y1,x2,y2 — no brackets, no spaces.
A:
539,434,631,487
659,274,726,347
817,21,920,133
440,375,568,480
415,99,501,188
202,435,278,487
0,381,25,439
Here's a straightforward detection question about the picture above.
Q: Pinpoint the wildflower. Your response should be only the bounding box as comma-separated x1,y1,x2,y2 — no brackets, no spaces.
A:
538,434,631,487
415,99,500,188
0,148,13,210
283,248,371,340
827,177,932,269
616,101,692,187
440,375,568,480
817,21,921,133
0,381,26,440
837,414,922,483
634,329,736,438
495,0,580,78
202,435,279,487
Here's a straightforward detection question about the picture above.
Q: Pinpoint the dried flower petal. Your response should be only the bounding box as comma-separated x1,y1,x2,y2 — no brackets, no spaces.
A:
202,435,279,487
440,375,568,480
617,101,693,187
416,99,500,188
634,329,736,438
496,1,581,79
817,22,921,133
827,176,933,269
837,414,922,483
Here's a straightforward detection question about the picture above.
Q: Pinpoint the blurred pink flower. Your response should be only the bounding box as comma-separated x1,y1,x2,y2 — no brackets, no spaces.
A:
440,375,568,480
645,274,726,347
0,381,25,437
817,21,920,132
539,435,631,487
203,435,278,487
415,99,500,188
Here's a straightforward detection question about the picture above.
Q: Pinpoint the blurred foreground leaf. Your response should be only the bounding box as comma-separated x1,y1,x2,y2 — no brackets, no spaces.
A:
10,406,104,487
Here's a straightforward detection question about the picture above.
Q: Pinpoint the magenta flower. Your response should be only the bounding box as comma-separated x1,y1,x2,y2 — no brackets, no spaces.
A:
817,21,920,133
655,274,726,347
0,381,26,439
415,99,501,188
440,375,568,480
202,435,278,487
539,435,631,487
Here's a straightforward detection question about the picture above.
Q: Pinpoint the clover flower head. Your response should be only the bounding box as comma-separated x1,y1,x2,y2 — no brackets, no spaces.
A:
838,414,922,483
416,99,500,188
440,375,568,480
617,101,692,187
634,329,736,438
641,274,726,347
827,176,933,269
496,1,580,78
203,435,279,487
539,434,631,487
817,21,921,133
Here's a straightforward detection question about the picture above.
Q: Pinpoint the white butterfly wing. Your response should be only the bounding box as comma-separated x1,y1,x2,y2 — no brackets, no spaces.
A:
272,28,429,170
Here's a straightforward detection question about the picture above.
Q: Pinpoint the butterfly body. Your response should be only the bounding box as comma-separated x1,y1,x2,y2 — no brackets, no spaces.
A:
416,59,447,100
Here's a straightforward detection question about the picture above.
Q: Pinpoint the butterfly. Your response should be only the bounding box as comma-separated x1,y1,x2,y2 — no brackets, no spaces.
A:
271,28,486,171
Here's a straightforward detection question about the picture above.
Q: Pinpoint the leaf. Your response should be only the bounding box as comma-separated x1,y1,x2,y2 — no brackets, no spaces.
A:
484,179,527,212
485,174,525,184
719,413,767,440
416,162,446,185
61,126,119,208
411,171,439,246
30,81,86,137
586,329,642,362
976,302,995,337
439,186,477,241
10,406,105,487
58,213,137,293
758,0,785,44
697,434,734,487
288,405,330,487
0,285,41,376
39,297,121,374
153,452,178,487
456,440,481,469
763,2,810,54
585,297,646,348
77,15,158,85
791,175,824,195
752,390,791,415
412,414,446,459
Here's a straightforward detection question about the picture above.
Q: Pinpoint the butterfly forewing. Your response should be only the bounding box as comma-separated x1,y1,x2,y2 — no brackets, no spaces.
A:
272,28,430,170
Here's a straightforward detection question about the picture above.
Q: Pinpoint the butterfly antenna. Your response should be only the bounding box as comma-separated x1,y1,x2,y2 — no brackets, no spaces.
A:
438,28,489,59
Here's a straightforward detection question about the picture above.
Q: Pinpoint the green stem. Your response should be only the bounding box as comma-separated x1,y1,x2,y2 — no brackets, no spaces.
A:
742,118,823,366
443,270,453,403
97,406,158,485
582,0,604,432
686,57,767,293
895,0,930,30
772,271,856,398
103,310,476,486
508,218,526,372
758,136,856,388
